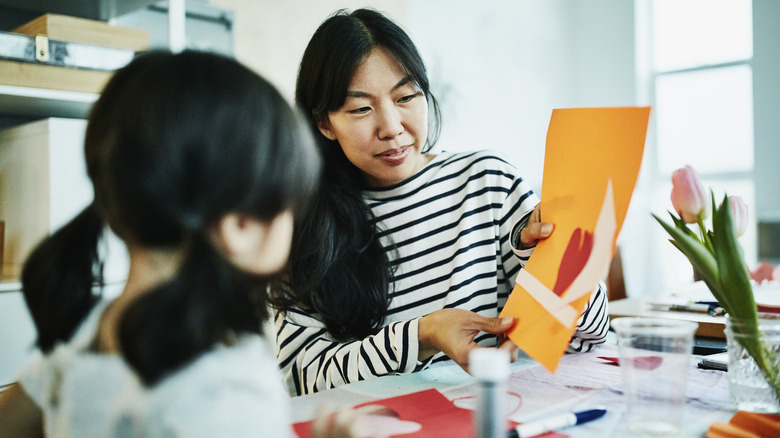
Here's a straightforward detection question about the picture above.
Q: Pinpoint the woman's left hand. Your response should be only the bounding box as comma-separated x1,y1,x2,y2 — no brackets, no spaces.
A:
519,205,554,246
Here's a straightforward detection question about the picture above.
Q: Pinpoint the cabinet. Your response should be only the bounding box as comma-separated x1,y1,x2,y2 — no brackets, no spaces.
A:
0,0,235,280
0,0,158,390
0,117,130,282
0,4,136,284
0,1,235,389
0,85,97,120
0,0,159,22
0,54,114,393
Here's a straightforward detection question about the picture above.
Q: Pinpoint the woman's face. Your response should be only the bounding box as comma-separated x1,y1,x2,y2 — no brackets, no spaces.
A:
318,46,429,188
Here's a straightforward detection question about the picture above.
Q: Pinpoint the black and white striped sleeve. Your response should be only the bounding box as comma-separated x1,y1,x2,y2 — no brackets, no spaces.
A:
567,282,610,352
274,310,419,396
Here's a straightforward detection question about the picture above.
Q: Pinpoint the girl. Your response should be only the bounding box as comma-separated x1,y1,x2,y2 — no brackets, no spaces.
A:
273,8,610,396
0,50,338,436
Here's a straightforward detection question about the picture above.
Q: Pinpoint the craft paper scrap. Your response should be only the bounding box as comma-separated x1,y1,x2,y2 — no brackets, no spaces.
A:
708,411,780,438
500,106,650,373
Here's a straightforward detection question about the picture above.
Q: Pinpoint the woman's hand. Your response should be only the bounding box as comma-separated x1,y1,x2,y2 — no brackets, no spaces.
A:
417,309,517,373
519,205,554,247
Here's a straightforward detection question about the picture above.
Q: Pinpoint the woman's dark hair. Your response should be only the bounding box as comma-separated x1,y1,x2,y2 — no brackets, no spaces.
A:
21,50,321,385
270,8,441,340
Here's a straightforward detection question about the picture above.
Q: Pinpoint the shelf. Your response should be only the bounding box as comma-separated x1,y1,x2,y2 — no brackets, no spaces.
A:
0,84,97,119
0,263,20,292
0,0,160,21
0,280,20,293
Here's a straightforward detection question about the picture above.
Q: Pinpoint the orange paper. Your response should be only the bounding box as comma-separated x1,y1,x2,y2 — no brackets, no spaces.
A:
500,107,650,373
707,411,780,438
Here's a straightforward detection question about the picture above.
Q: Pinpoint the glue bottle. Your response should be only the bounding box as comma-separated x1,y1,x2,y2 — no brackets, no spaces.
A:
470,348,510,438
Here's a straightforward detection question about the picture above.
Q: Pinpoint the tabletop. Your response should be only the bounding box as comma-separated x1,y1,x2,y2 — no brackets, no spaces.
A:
609,297,727,338
609,282,727,339
289,338,735,437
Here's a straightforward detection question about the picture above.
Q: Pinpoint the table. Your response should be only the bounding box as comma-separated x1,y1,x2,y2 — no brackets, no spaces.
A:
289,338,735,437
609,296,726,338
609,282,727,338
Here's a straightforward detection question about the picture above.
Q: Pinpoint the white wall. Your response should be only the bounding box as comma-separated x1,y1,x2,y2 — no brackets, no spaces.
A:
211,0,636,205
408,0,636,193
208,0,408,103
209,1,780,298
407,0,573,191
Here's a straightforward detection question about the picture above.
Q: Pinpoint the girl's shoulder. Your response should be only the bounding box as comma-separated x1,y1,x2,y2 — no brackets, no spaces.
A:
132,334,292,436
147,335,280,399
18,294,116,396
17,306,131,438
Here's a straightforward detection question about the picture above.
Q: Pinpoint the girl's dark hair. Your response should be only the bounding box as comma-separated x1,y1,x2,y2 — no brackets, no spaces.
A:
270,8,441,340
21,50,321,385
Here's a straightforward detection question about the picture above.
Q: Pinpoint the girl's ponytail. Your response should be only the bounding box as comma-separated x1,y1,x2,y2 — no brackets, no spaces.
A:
120,233,269,386
21,204,104,353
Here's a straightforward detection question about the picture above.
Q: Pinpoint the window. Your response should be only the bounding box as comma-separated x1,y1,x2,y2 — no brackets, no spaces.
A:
636,0,756,294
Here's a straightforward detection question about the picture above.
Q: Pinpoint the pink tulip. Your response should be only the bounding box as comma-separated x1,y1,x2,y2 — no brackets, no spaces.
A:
670,165,710,223
727,195,749,237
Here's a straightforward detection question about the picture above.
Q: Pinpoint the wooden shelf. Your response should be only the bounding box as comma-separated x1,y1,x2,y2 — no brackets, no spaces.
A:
0,0,159,21
0,280,20,293
0,84,97,119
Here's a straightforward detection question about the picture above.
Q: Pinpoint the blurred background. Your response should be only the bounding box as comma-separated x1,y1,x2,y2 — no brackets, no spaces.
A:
212,0,777,299
207,0,778,298
0,0,777,325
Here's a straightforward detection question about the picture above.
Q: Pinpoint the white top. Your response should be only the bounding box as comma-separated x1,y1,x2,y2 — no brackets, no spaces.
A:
19,299,293,437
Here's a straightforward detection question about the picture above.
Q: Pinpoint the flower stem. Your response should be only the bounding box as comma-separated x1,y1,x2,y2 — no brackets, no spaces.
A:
697,214,714,254
730,318,780,402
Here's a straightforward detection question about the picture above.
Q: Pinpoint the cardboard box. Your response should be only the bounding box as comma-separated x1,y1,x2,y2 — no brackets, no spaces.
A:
13,13,149,51
0,118,128,282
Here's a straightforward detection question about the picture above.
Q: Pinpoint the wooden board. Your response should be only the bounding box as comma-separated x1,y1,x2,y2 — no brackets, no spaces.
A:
0,60,112,94
13,13,149,51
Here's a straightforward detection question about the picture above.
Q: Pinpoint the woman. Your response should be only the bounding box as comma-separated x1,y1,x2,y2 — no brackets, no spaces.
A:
272,8,609,396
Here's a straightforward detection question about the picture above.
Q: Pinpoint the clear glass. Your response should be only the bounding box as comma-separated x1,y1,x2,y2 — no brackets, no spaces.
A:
655,64,754,176
611,318,697,435
725,313,780,413
652,0,752,72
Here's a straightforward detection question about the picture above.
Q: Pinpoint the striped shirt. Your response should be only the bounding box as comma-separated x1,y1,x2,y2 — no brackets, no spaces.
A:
275,151,609,396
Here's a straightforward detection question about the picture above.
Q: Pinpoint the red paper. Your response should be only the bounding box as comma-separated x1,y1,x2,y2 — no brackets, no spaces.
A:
598,356,663,371
292,388,557,438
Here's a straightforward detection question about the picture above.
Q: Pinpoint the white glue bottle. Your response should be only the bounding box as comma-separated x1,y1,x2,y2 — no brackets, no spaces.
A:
470,348,510,438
